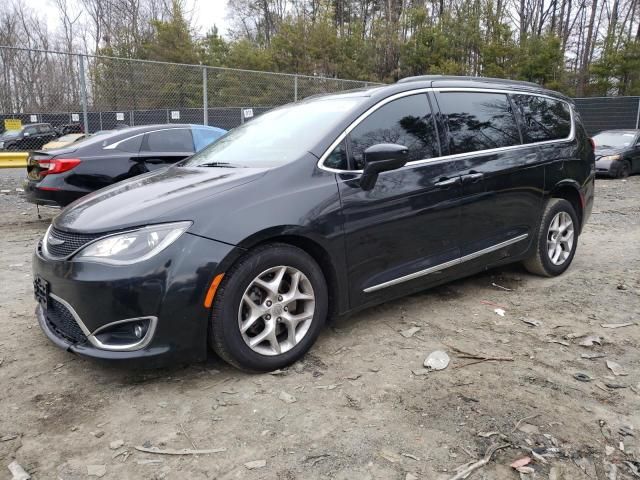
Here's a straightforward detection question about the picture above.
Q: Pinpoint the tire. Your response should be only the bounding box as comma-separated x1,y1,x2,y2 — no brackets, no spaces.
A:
210,243,328,372
523,198,579,277
617,160,631,179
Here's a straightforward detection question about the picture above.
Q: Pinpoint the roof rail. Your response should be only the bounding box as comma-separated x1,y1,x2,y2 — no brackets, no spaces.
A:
397,75,541,88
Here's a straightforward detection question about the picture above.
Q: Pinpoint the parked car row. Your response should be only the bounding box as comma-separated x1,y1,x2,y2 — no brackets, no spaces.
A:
31,76,596,372
0,123,59,151
25,124,226,207
593,129,640,178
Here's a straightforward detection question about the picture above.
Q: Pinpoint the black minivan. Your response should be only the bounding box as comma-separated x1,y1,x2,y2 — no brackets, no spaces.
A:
32,76,595,371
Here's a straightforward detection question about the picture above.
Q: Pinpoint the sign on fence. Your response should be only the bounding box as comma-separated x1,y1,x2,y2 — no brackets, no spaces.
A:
4,119,22,130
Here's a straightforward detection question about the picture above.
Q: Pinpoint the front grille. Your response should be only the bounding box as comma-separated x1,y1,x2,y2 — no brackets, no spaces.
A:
47,227,102,258
45,297,87,344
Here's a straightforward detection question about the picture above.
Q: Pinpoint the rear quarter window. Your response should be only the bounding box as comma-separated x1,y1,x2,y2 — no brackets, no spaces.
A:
144,129,194,152
512,95,571,143
437,92,521,155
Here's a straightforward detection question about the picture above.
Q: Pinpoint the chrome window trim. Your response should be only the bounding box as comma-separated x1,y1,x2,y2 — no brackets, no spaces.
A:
317,87,575,174
363,233,529,293
103,127,192,150
48,293,157,351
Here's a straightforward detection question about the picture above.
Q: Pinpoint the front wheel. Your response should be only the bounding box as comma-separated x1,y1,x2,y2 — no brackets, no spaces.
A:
210,243,327,371
617,160,631,179
523,198,579,277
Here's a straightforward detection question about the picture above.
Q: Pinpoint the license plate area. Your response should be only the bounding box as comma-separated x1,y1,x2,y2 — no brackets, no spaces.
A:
34,275,50,309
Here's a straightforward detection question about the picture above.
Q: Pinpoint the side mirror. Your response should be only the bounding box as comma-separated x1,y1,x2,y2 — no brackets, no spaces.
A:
360,143,409,191
23,132,30,137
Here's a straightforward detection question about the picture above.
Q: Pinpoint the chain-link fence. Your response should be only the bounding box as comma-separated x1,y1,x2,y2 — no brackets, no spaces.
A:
0,45,375,150
1,45,639,151
573,96,640,135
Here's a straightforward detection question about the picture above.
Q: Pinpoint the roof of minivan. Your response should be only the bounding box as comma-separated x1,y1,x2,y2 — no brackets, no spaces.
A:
308,76,573,104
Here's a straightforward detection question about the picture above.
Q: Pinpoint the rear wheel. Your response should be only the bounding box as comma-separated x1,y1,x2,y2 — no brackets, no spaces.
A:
523,198,579,277
617,160,631,179
210,243,327,371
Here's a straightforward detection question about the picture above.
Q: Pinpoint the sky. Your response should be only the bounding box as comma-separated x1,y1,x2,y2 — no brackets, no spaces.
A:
31,0,231,39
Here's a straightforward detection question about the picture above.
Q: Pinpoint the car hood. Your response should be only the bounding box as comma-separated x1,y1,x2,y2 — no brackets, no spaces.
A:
54,166,268,234
594,147,625,158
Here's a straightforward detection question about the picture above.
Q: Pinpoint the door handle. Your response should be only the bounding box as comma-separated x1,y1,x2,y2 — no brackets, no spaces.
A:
434,176,461,188
461,172,484,184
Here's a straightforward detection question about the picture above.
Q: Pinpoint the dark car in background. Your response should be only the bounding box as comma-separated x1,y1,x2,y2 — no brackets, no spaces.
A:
25,124,226,207
55,123,84,136
0,123,58,151
32,76,594,371
593,129,640,178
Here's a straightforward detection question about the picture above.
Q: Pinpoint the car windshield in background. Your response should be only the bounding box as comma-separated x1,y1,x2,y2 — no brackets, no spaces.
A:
1,130,21,139
593,132,636,148
181,97,364,168
57,134,83,142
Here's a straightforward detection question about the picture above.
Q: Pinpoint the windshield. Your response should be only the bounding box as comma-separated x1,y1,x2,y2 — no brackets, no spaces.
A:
1,130,21,139
180,97,364,168
593,132,637,148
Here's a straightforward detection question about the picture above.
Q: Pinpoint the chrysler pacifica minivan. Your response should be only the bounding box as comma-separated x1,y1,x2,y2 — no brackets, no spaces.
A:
33,76,595,371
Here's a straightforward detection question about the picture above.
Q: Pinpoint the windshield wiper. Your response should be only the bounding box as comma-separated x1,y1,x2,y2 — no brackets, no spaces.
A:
196,162,240,168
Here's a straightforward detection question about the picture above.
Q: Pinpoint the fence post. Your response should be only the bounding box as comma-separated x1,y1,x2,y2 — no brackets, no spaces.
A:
636,98,640,129
294,75,298,102
203,67,209,126
78,55,90,133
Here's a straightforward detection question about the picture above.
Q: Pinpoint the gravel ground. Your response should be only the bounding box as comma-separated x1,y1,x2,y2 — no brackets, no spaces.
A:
1,168,639,480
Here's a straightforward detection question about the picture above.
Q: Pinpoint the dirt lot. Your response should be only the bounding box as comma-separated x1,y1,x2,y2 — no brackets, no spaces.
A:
0,168,639,480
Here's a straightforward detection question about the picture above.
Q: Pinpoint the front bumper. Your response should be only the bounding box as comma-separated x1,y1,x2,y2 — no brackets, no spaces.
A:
595,158,621,177
33,231,239,365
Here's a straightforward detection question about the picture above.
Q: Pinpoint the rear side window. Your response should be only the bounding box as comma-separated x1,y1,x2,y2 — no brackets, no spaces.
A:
115,135,143,153
37,125,51,133
437,92,521,155
193,128,224,151
144,129,194,153
512,95,571,143
348,94,439,169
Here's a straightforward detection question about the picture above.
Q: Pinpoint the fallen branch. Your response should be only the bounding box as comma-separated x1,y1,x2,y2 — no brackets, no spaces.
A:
447,444,510,480
135,446,226,455
511,414,540,434
480,300,508,309
454,358,512,369
447,345,514,368
180,423,198,450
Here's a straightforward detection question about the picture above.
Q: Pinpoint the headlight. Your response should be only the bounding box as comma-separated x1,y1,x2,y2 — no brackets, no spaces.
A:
601,154,621,161
74,221,191,265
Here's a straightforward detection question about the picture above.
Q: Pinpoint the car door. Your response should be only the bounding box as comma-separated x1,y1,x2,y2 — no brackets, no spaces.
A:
138,128,195,171
21,126,39,150
434,90,543,266
632,135,640,173
333,93,469,308
37,125,56,149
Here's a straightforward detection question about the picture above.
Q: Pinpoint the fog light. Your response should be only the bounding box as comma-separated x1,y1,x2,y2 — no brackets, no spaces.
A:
134,324,144,339
91,317,156,351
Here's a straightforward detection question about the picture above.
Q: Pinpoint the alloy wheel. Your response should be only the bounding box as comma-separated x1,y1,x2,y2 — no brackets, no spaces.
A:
547,211,574,265
238,265,315,356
